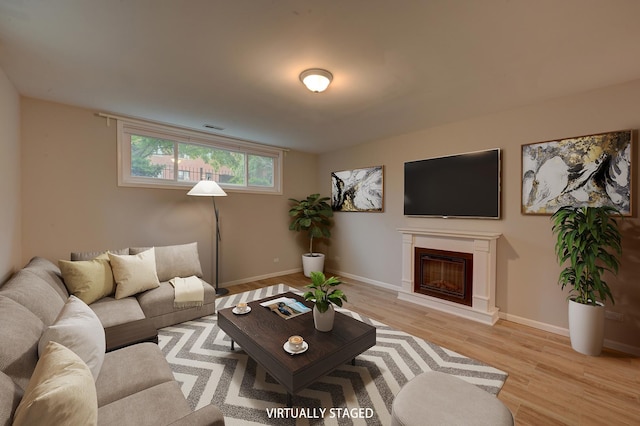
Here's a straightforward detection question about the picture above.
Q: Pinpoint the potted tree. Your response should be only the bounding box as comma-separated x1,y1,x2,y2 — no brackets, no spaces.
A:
288,193,333,277
303,271,347,331
551,205,622,356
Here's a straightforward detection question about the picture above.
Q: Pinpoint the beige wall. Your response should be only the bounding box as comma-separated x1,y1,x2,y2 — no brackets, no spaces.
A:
319,79,640,354
0,66,21,283
20,98,318,285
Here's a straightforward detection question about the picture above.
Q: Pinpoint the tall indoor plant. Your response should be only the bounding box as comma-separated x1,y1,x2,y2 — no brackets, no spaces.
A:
551,205,622,355
303,271,347,331
288,193,333,277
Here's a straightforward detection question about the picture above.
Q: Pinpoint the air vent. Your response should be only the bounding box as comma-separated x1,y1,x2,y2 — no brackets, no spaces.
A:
204,124,225,131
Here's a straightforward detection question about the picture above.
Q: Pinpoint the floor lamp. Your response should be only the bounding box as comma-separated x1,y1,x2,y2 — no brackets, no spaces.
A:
188,180,229,296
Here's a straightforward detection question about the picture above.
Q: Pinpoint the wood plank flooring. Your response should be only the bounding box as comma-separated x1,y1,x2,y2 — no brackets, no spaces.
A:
226,273,640,426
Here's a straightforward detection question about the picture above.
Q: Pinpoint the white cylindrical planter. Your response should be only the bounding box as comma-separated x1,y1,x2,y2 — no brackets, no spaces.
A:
302,253,325,277
568,299,605,356
313,304,335,332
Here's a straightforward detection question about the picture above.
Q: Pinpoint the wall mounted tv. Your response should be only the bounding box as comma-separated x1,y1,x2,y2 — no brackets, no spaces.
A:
404,148,501,219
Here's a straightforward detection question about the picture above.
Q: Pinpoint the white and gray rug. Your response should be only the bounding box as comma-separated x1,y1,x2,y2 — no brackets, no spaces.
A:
158,284,508,425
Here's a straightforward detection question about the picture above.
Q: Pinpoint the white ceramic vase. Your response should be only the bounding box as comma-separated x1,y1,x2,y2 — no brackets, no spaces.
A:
313,304,335,332
568,299,605,356
302,253,325,277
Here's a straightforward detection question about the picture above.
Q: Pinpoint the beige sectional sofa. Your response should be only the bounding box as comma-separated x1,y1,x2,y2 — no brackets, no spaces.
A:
0,243,224,425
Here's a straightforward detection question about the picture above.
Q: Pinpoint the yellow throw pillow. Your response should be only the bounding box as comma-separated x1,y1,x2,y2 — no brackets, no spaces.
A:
108,248,160,299
59,253,115,305
13,341,98,426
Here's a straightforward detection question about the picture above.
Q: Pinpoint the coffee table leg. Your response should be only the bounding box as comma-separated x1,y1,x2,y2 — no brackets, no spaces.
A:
231,340,235,351
287,393,292,408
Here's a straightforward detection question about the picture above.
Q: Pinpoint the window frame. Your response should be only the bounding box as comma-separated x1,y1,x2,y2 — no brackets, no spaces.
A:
116,118,283,194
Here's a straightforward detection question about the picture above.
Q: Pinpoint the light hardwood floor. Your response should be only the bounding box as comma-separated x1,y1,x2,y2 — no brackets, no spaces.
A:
226,273,640,426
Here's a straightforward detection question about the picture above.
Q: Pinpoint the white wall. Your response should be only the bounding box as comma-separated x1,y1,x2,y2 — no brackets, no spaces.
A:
0,66,20,283
318,79,640,354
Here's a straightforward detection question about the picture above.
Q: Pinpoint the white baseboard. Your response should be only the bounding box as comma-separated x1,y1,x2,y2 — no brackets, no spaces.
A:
499,312,640,356
498,311,569,336
220,268,302,287
326,269,401,292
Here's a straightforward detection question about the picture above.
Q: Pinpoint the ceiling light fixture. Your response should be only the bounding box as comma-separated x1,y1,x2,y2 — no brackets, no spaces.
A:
299,68,333,93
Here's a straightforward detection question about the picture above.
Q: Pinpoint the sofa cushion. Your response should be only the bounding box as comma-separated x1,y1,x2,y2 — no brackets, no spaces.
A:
0,296,44,392
70,247,130,261
137,280,215,320
39,296,106,381
131,242,203,282
109,248,160,299
0,269,65,325
95,343,175,407
21,257,69,300
0,372,21,426
97,381,191,426
13,341,98,426
89,296,146,328
59,254,116,305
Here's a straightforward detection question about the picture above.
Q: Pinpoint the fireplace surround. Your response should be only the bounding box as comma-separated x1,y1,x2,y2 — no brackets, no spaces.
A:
398,228,501,325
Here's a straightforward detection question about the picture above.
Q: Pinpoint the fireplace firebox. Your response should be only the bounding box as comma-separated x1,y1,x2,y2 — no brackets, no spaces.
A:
414,248,473,306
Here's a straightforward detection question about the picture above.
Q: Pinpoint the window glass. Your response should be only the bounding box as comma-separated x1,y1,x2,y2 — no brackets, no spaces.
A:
248,154,274,187
130,135,174,179
117,119,283,194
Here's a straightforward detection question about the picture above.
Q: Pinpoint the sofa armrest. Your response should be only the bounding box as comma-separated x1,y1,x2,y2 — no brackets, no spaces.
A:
168,405,225,426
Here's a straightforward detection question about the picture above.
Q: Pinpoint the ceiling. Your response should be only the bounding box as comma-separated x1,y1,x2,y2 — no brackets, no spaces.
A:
2,1,640,154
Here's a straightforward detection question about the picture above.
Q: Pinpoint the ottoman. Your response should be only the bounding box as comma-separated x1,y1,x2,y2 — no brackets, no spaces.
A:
391,371,513,426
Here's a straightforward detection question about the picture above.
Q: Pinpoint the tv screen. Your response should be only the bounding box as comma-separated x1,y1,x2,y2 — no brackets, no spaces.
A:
404,149,501,218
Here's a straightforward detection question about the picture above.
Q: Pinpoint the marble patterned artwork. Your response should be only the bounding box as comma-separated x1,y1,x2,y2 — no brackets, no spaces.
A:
331,166,383,212
521,130,632,215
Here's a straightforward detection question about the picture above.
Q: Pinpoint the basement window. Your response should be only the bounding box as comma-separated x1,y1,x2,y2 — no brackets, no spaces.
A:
115,118,283,194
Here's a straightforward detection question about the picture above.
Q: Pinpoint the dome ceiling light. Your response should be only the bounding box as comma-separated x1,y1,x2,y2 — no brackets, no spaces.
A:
299,68,333,93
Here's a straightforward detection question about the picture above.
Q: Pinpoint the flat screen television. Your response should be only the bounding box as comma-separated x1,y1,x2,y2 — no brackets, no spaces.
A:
404,148,501,219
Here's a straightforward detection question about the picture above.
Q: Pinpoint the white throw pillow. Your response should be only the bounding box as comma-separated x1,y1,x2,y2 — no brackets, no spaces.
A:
38,295,106,381
14,341,98,426
108,248,161,299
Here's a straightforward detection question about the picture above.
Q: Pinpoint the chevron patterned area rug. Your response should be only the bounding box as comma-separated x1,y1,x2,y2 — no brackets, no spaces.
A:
158,284,507,425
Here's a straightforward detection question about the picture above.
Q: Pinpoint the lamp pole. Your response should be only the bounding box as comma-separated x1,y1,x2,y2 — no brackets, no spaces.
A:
212,196,228,296
187,180,229,296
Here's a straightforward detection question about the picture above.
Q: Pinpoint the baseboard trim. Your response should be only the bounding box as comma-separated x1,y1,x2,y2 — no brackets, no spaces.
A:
220,268,302,287
326,269,401,292
498,311,569,336
499,312,640,356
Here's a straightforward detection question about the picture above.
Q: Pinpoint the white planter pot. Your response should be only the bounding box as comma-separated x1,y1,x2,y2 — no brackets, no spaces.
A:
302,253,325,277
313,304,335,332
568,299,605,356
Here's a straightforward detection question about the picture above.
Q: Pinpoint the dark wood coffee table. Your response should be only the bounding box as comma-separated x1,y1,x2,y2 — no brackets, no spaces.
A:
217,292,376,407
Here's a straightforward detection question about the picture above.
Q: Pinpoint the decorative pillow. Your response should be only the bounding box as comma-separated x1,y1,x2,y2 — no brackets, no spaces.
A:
108,248,160,299
58,253,115,304
38,295,106,381
13,341,98,426
131,242,203,282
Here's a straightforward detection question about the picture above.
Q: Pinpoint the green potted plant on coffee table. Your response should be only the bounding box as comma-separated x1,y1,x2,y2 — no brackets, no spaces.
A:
288,193,333,277
551,205,622,356
303,271,347,332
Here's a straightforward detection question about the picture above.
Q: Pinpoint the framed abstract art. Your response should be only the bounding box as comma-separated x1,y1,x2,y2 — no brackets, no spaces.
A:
521,130,633,215
331,166,383,212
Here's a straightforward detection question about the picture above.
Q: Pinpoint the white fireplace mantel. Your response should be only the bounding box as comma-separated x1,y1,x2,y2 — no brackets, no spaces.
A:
397,228,501,325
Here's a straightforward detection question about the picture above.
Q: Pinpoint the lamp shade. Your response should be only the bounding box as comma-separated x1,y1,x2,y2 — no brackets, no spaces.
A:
299,69,333,93
187,180,227,197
